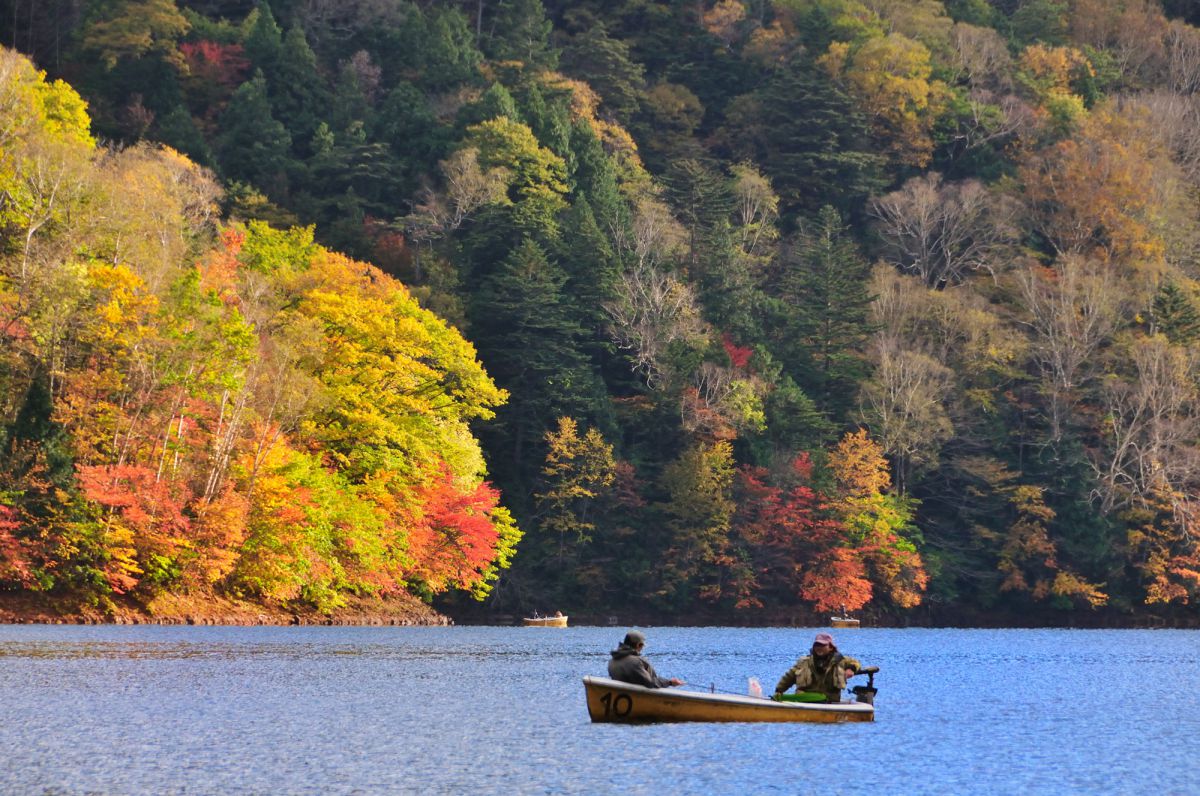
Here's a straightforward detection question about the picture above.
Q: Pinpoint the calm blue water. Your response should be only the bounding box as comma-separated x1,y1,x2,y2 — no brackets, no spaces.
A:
1,625,1197,795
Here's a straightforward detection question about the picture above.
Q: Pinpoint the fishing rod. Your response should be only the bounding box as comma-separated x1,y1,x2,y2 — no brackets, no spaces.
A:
676,679,773,699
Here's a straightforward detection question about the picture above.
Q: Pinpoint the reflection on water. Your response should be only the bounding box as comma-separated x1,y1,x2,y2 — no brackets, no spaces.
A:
1,625,1197,795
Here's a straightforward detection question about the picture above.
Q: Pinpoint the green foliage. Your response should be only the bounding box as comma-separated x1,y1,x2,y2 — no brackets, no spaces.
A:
367,5,481,92
155,106,213,165
758,373,836,456
373,81,448,181
268,25,328,150
464,116,568,238
1008,0,1069,47
560,23,645,123
241,1,281,71
775,206,874,414
483,0,557,71
657,441,736,607
944,0,998,26
1150,281,1200,345
78,0,190,70
215,70,291,192
458,83,521,130
237,220,316,273
715,60,885,218
470,238,598,503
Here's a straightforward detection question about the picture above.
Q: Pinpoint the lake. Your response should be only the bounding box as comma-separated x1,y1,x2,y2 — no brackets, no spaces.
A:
1,625,1197,795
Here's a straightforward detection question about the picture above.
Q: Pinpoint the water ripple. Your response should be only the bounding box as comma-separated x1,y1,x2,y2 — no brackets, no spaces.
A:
1,625,1197,795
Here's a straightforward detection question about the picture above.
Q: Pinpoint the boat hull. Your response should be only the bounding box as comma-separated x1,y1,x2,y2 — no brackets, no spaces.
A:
830,618,861,628
523,616,568,627
583,676,873,724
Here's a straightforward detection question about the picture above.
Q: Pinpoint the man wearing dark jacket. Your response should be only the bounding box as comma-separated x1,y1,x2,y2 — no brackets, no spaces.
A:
608,630,683,688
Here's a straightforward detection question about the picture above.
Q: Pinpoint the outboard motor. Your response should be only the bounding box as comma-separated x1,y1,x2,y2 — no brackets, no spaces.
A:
851,666,878,705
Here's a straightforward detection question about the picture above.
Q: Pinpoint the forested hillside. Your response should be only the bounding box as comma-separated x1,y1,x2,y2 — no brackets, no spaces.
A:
4,0,1200,624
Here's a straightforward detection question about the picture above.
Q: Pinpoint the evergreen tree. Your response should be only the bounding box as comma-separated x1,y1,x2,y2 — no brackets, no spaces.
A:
662,158,734,269
484,0,557,71
1150,281,1200,345
514,78,570,160
4,373,74,488
471,238,600,506
1009,0,1069,47
553,198,624,435
216,69,292,195
559,22,645,124
759,373,835,457
555,197,618,334
566,118,625,230
269,24,328,155
374,80,448,186
456,82,521,131
328,59,371,135
716,60,884,220
155,105,213,165
367,5,481,92
241,1,282,73
776,206,874,414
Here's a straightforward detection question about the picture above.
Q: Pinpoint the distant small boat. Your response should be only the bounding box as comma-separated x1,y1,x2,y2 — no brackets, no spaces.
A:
523,615,568,627
830,616,860,628
583,676,874,723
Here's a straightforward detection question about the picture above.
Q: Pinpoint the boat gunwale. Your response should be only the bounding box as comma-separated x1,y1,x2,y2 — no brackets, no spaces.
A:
582,675,874,715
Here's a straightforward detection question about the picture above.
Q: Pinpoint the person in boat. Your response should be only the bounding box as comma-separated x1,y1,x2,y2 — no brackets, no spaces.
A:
773,632,860,703
608,630,683,688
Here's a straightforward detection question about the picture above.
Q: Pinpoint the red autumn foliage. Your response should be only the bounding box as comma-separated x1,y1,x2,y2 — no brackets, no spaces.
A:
722,333,753,369
403,467,504,592
181,40,250,91
0,503,34,587
724,456,864,610
363,216,412,276
77,463,192,553
611,460,647,510
180,41,251,126
680,385,739,441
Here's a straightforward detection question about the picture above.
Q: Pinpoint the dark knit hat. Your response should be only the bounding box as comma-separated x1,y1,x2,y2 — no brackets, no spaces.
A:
623,630,646,647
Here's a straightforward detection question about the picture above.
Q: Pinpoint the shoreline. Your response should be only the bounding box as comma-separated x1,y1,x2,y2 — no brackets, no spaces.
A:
3,593,1195,629
2,615,1194,629
443,605,1200,630
0,591,453,627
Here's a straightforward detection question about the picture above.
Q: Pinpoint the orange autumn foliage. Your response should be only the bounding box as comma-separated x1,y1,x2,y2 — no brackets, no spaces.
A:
1019,102,1174,268
828,430,928,609
402,467,514,596
727,454,872,612
0,503,33,587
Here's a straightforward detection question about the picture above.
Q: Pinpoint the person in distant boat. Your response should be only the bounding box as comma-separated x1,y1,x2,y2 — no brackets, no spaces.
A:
773,632,860,703
608,630,683,688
